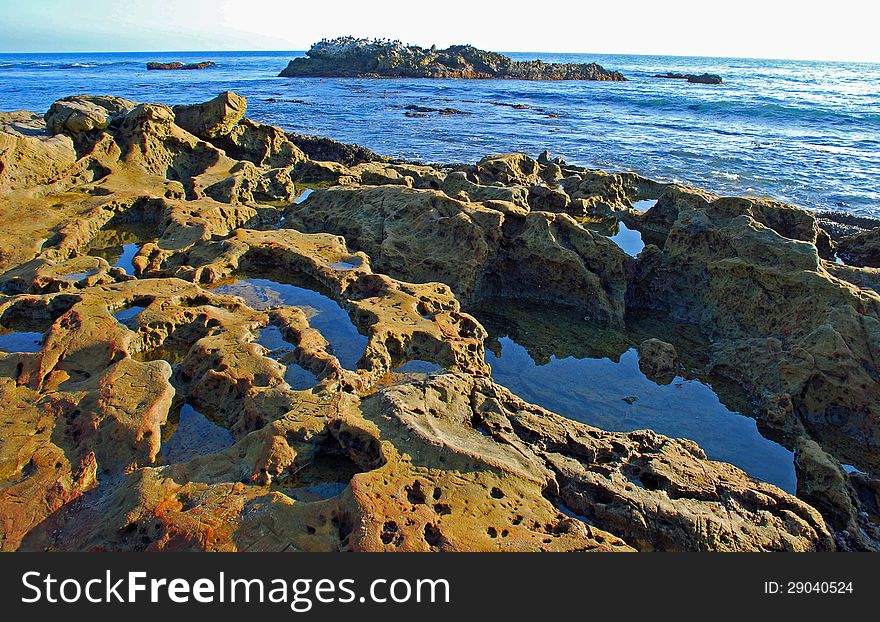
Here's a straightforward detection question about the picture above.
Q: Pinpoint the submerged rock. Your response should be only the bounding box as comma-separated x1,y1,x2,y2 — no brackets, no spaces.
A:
816,210,880,242
637,338,677,380
654,72,723,84
147,61,216,70
286,133,387,166
279,37,626,81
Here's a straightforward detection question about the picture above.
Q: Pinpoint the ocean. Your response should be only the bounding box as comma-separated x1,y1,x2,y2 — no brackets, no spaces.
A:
1,50,878,217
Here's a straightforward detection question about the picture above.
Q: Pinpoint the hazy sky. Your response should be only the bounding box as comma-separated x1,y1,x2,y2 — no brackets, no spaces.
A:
1,0,878,61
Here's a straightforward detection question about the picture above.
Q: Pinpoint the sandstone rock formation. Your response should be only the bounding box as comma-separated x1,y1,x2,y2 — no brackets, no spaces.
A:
173,91,247,140
281,184,632,325
0,111,77,190
626,187,880,479
279,37,626,81
1,90,878,552
44,95,137,136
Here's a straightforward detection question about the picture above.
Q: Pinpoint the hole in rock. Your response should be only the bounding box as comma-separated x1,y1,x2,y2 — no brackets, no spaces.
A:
294,188,314,204
113,305,148,326
631,199,658,213
58,270,98,283
256,325,319,390
272,433,376,502
578,219,645,256
276,483,348,503
391,359,443,375
284,363,319,390
211,275,368,369
842,464,867,476
160,403,234,464
556,503,595,525
133,341,192,368
327,257,362,271
86,222,155,275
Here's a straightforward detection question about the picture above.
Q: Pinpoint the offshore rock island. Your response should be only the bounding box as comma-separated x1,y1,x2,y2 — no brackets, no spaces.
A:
279,37,626,80
0,90,879,552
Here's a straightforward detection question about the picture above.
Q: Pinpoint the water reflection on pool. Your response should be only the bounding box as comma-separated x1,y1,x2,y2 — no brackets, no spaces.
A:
294,188,314,204
0,331,43,353
113,305,147,325
58,270,97,282
160,403,234,464
257,325,319,390
392,359,442,374
631,199,658,213
211,275,368,369
609,222,645,256
86,222,154,275
475,302,796,492
579,219,646,257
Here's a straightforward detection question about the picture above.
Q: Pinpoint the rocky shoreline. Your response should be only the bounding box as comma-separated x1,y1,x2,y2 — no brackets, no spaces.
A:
1,91,879,551
279,37,626,81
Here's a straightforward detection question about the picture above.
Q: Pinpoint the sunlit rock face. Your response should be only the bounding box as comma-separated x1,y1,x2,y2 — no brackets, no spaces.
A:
279,37,627,81
0,90,877,552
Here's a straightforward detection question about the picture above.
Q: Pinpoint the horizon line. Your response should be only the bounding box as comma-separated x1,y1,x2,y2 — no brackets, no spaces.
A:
0,48,878,65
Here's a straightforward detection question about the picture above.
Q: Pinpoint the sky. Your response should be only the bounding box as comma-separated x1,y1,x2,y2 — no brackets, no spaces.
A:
1,0,878,62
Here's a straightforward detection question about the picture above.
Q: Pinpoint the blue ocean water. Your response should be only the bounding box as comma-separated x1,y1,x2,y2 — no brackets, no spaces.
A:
1,50,878,216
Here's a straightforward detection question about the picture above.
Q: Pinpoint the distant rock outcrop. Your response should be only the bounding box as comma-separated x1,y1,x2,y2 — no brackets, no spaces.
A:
653,72,723,84
147,61,216,71
279,37,626,81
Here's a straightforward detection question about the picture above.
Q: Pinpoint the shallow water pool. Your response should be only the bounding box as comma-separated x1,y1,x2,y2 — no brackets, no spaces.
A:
609,222,645,256
86,222,154,275
0,331,43,353
58,270,97,282
392,359,442,374
160,403,234,464
487,337,795,492
212,276,368,369
474,299,797,492
113,305,147,326
256,325,319,390
631,199,658,213
294,188,314,204
274,482,348,502
487,337,795,491
580,219,646,256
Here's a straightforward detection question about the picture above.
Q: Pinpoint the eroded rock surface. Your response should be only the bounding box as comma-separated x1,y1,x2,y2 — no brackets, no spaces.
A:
173,91,247,140
0,111,77,190
1,91,877,551
837,227,880,268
